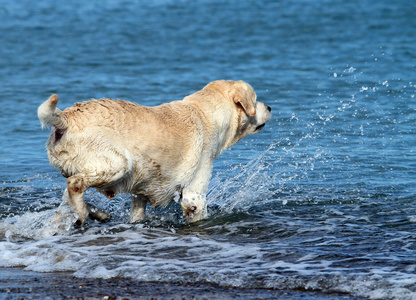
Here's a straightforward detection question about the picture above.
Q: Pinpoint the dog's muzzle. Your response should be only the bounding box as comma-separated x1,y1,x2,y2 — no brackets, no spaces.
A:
255,123,266,131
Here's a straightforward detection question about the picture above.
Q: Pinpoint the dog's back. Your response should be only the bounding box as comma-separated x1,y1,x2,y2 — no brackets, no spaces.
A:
38,95,203,206
39,97,146,133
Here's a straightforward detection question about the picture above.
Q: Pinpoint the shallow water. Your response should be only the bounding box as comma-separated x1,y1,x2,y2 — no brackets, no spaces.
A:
1,0,416,299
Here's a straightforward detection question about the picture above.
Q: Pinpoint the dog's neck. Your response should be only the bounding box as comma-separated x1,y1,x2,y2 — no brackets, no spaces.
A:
183,90,239,159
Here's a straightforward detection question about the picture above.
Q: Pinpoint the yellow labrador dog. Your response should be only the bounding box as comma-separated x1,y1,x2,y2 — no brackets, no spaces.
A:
38,80,271,226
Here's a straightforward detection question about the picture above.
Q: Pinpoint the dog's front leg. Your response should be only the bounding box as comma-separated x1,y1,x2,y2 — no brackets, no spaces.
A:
130,194,147,223
181,163,212,223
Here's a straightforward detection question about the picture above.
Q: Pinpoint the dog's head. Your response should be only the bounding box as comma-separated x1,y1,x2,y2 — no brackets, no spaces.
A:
205,80,272,139
229,80,271,135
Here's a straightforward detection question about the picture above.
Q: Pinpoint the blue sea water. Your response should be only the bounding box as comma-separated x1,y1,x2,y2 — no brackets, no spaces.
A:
0,0,415,298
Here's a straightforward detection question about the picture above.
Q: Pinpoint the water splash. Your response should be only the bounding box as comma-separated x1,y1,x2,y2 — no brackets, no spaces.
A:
0,191,76,241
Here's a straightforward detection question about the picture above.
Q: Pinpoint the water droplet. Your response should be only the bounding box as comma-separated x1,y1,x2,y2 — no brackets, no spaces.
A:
348,66,356,73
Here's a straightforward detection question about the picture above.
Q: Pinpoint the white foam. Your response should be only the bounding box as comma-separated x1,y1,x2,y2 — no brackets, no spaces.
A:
1,208,416,299
0,202,76,242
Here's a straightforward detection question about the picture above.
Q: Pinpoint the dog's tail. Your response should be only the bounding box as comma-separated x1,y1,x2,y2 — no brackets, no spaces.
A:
38,94,66,129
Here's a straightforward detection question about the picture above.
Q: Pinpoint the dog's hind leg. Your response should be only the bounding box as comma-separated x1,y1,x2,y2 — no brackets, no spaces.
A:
66,173,112,226
66,174,90,227
64,145,133,226
130,194,147,223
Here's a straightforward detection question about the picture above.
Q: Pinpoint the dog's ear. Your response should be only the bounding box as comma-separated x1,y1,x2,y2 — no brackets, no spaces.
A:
230,81,256,116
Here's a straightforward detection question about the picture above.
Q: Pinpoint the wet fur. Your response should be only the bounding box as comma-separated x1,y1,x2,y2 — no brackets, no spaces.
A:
38,80,271,225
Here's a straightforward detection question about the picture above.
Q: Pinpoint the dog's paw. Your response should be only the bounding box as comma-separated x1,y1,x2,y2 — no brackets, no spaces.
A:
184,205,198,219
74,219,84,228
181,197,207,223
87,203,112,223
73,211,88,228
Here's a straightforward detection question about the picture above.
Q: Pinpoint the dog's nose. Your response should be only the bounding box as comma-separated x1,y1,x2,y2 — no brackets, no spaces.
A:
267,105,272,112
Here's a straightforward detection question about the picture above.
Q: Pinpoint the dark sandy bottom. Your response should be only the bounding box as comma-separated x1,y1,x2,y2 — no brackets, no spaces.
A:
0,268,361,300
